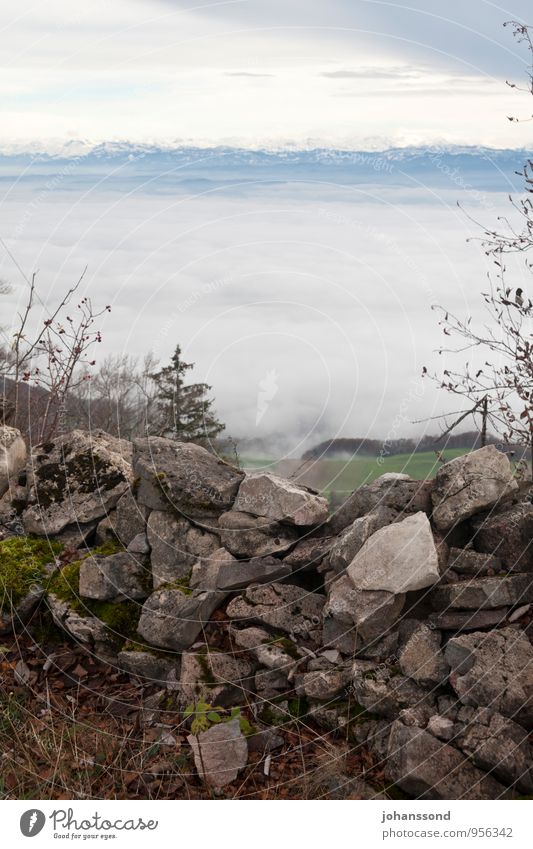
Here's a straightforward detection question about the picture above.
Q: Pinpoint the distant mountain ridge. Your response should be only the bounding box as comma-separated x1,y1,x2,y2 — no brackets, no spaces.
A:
0,141,531,161
1,144,529,194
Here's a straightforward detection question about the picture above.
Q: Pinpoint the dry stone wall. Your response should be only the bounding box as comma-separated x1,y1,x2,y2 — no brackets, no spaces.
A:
0,432,532,796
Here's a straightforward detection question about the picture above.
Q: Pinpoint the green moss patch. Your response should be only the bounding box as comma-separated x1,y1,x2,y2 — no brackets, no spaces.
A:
47,557,142,643
0,536,62,610
159,570,193,596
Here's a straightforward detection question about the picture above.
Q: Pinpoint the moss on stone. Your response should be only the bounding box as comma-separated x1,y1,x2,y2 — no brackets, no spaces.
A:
34,449,127,509
88,600,140,641
47,560,83,609
159,570,193,596
47,557,142,642
0,536,62,610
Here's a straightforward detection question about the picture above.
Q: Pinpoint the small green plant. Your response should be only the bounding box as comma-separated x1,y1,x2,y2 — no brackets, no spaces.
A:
184,702,254,736
184,701,226,735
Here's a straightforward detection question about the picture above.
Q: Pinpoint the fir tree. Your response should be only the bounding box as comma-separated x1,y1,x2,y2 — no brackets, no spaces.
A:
150,345,225,443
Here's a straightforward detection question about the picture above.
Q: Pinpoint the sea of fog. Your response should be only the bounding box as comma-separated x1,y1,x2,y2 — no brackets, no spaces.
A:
0,147,529,457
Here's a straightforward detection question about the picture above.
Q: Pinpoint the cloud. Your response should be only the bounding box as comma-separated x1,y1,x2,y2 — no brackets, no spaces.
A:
321,67,422,80
0,150,518,454
1,0,532,147
224,71,275,78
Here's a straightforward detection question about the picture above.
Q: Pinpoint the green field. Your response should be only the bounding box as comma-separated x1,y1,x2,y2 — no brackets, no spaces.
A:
242,449,469,497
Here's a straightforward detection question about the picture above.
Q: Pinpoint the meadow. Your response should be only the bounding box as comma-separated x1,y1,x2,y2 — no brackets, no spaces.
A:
243,449,469,497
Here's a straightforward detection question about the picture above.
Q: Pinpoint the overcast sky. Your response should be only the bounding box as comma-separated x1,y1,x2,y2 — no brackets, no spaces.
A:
1,0,533,149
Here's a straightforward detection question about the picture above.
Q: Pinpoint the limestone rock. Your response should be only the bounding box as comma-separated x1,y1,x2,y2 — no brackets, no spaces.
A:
445,627,533,728
216,555,292,591
0,426,26,498
328,507,398,575
47,593,117,659
328,476,432,535
137,587,227,651
148,511,219,588
283,537,333,572
296,664,351,701
323,574,404,653
448,547,502,577
79,551,150,602
23,430,132,535
398,623,449,686
234,472,329,526
454,708,532,793
133,437,244,521
352,660,435,719
117,649,181,686
387,721,507,799
217,510,297,558
347,512,440,594
430,574,533,611
226,582,324,646
190,547,236,591
428,608,508,632
432,445,517,531
232,626,300,672
426,714,455,742
188,717,248,788
114,489,150,547
178,649,255,706
471,503,533,572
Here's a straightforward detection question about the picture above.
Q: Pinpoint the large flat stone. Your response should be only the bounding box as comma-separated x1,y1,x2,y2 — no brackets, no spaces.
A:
323,574,404,653
133,437,244,521
23,429,132,535
188,717,248,789
328,507,398,575
432,445,517,531
217,510,297,557
148,510,219,588
445,627,533,729
234,472,328,526
216,555,292,591
347,512,440,594
137,587,227,651
79,551,150,602
428,608,509,632
387,721,508,799
430,574,533,611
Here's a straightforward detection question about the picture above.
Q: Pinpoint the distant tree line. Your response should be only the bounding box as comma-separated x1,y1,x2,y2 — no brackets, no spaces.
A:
302,432,529,461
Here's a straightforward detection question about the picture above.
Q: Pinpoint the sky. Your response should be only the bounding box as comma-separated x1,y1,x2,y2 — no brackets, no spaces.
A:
1,0,533,150
1,2,533,458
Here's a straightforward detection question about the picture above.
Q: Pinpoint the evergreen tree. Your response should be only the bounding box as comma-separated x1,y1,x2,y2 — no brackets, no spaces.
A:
150,345,225,443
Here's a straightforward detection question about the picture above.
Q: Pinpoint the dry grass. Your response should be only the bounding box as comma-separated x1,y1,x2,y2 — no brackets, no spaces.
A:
0,617,384,800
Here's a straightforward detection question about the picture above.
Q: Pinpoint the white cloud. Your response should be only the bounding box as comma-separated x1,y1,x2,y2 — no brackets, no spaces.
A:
0,0,532,148
0,168,518,453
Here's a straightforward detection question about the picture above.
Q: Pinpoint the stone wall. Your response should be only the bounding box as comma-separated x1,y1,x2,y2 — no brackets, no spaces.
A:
0,431,532,796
